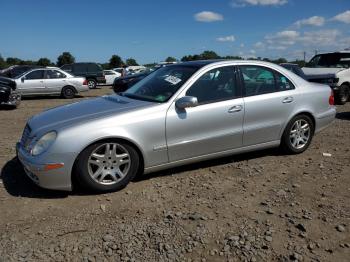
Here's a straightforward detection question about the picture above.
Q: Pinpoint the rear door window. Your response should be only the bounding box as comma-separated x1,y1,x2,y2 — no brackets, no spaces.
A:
276,72,295,91
239,66,276,96
239,65,295,96
46,70,66,79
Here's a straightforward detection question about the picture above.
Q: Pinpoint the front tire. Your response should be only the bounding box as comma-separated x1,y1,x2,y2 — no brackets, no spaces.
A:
336,84,349,105
74,141,140,192
280,114,314,154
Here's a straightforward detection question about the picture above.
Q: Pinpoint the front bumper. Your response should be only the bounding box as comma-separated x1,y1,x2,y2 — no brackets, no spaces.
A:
16,142,73,191
0,90,21,107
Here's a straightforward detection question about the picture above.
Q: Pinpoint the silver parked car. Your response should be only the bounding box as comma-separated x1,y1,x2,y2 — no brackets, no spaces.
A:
16,60,336,192
14,67,89,98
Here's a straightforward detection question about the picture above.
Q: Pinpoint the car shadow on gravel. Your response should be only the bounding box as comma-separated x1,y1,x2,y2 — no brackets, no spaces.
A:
336,111,350,121
0,158,69,199
0,105,17,110
135,148,279,182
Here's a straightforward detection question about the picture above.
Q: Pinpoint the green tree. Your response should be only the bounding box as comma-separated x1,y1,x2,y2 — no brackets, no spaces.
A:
165,56,177,63
271,58,287,64
126,58,139,66
223,55,243,60
37,57,52,67
199,50,220,60
6,57,21,66
109,55,123,68
56,52,75,67
0,54,7,69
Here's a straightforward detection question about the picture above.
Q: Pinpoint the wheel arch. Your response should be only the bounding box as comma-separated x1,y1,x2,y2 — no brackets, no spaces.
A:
280,111,316,139
62,85,78,93
71,136,145,188
340,81,350,87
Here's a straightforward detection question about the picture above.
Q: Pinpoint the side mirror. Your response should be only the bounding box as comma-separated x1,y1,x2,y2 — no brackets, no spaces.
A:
21,77,25,83
175,96,198,109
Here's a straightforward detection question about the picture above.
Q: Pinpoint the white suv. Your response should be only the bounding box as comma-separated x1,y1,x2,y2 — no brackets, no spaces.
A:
303,51,350,104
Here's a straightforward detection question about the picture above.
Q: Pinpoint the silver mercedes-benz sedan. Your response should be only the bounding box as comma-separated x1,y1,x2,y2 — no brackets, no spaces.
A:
16,60,336,192
14,67,89,99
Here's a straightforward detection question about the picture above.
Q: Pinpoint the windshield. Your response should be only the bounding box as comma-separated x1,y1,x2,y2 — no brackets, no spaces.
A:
308,53,350,68
122,65,199,103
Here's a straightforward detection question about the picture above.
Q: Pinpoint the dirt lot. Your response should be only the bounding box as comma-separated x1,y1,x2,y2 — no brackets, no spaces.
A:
0,87,349,262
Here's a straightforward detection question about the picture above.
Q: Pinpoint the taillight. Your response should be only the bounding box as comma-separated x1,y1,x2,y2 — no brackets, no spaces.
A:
329,90,334,105
83,79,88,85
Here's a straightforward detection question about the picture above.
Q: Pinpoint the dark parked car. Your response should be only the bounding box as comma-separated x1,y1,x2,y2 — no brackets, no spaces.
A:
0,76,21,108
61,62,106,88
0,65,42,78
280,63,340,101
112,69,153,93
112,67,166,93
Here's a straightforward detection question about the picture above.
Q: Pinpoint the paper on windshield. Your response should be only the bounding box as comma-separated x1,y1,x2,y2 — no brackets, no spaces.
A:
164,75,182,85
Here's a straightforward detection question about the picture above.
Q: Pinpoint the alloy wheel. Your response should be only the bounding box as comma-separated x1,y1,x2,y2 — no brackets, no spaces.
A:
88,80,96,88
87,143,131,185
289,119,310,150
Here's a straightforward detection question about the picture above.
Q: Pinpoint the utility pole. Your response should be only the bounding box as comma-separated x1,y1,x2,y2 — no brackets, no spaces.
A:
303,51,306,62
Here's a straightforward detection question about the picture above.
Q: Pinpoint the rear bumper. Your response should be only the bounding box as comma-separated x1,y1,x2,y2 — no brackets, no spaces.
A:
76,85,89,93
16,142,73,191
315,107,336,133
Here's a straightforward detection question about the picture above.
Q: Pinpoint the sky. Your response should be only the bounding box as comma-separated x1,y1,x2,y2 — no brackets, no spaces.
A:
1,0,350,64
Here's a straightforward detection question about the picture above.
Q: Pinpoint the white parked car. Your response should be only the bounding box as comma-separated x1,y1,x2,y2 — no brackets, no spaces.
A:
101,70,121,85
303,51,350,104
14,67,89,98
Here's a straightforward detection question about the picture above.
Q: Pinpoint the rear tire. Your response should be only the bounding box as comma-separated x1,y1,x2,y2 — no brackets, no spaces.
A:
74,140,140,192
87,79,97,89
61,86,75,99
336,84,349,105
280,114,314,154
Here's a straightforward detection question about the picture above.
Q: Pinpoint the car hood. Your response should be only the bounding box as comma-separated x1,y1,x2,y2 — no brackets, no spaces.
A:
0,76,16,90
302,67,346,75
28,95,154,133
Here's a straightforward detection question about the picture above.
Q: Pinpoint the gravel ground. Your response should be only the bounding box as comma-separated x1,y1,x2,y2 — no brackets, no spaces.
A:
0,86,349,262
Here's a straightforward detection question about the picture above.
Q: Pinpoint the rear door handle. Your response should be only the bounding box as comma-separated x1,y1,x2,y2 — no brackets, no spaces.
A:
228,105,243,113
282,97,294,103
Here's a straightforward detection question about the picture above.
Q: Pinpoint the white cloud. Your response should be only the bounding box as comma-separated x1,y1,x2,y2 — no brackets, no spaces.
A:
250,49,256,54
194,11,224,22
254,41,265,48
216,35,236,42
240,43,245,48
294,16,325,27
332,10,350,24
299,29,341,47
265,30,300,46
231,0,287,7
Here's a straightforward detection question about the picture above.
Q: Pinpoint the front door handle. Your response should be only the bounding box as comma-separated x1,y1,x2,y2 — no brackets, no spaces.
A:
228,105,243,113
282,97,294,103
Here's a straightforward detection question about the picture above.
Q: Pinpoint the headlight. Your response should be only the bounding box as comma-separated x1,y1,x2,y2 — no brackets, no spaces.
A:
31,131,57,156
